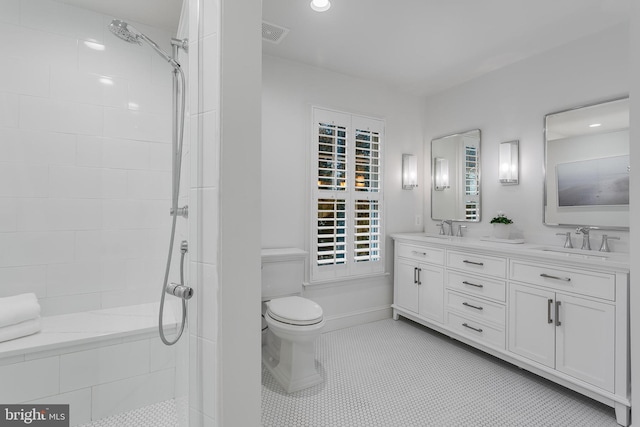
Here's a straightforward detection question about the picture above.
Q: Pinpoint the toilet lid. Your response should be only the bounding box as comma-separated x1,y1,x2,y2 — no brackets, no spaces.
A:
267,296,323,326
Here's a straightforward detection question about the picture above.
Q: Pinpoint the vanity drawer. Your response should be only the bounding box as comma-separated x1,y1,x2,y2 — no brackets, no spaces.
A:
446,290,505,327
446,271,506,302
447,250,507,278
446,312,505,350
396,243,444,265
510,261,615,301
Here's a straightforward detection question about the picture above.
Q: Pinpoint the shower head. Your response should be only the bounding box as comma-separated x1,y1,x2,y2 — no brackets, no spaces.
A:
108,19,142,45
108,19,181,69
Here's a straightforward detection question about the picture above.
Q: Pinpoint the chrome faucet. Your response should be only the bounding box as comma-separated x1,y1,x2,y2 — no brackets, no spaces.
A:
575,226,597,250
555,232,573,249
456,224,467,237
443,220,453,236
436,222,446,235
599,235,620,252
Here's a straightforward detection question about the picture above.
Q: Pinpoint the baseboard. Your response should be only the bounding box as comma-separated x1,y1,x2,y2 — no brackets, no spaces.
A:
322,305,392,333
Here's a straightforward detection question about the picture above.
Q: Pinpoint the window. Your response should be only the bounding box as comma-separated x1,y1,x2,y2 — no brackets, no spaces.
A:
312,107,384,281
464,144,479,221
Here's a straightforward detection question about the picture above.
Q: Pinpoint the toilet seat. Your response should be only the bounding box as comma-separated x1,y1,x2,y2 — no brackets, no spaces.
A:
267,296,323,326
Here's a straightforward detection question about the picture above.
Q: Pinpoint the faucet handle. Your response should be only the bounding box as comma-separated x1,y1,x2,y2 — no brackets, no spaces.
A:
556,232,573,249
456,225,467,237
435,222,445,235
599,235,620,252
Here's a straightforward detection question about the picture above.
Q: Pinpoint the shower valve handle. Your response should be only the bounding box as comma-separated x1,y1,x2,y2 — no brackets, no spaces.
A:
166,283,194,300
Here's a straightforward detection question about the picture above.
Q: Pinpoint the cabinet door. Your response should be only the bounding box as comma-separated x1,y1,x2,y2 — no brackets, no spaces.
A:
508,284,555,368
556,293,615,392
395,258,419,313
418,263,444,323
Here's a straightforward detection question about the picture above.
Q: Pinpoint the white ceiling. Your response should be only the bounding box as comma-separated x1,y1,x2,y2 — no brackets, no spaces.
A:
57,0,631,97
263,0,632,96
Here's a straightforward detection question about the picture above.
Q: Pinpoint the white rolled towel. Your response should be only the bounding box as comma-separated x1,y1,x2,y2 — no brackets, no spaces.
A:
0,293,41,328
0,316,42,343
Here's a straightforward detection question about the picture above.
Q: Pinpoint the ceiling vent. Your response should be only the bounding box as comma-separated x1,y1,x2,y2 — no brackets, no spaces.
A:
262,21,289,44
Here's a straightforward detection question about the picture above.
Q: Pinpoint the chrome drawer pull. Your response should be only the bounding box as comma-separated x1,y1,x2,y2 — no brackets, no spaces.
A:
462,302,483,311
547,299,553,324
462,280,483,288
463,260,484,266
413,267,418,284
462,323,483,333
540,273,571,282
411,250,427,257
555,301,562,327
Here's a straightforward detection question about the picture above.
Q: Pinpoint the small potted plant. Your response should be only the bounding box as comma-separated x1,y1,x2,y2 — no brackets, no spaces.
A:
490,212,513,239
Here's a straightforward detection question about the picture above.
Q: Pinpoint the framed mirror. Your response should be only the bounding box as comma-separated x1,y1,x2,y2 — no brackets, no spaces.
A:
544,97,629,229
431,129,481,222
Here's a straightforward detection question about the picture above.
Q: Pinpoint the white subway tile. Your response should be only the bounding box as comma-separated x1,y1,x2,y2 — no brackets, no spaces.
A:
20,0,104,43
201,34,219,114
91,369,175,420
202,0,220,38
20,97,103,136
81,37,152,82
0,129,76,166
0,91,20,127
189,337,216,418
38,293,101,316
0,232,74,268
129,80,172,116
149,337,177,372
77,136,151,170
16,198,102,231
27,388,92,427
0,198,16,232
102,199,167,230
0,56,49,97
50,67,128,108
104,107,171,143
60,340,149,392
46,260,125,298
149,142,172,171
0,163,48,197
200,188,218,264
0,357,59,402
0,22,78,70
192,262,217,342
201,110,219,188
0,0,19,24
127,170,172,200
49,166,127,199
0,265,47,298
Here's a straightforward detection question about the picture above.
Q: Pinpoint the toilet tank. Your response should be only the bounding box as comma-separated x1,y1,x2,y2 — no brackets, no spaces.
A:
261,248,307,300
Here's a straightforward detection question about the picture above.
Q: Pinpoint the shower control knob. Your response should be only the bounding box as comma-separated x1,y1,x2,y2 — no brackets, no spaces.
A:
166,283,194,300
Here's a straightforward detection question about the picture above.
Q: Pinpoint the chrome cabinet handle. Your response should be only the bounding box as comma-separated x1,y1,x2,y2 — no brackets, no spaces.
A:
540,273,571,282
413,267,418,284
411,250,427,257
547,299,553,324
417,268,422,285
555,301,562,326
462,280,483,288
462,302,483,311
463,260,484,266
462,323,483,333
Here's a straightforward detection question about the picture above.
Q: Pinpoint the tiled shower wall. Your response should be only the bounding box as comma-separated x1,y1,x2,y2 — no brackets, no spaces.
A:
0,0,186,316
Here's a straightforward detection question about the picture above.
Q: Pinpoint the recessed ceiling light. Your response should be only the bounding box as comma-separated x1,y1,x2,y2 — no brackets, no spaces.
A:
310,0,331,12
589,123,602,128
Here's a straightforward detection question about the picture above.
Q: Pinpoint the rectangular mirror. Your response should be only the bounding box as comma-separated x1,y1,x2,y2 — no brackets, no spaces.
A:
431,129,481,222
544,97,629,229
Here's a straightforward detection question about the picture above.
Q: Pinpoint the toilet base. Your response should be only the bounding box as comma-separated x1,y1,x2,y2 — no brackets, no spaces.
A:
262,338,323,393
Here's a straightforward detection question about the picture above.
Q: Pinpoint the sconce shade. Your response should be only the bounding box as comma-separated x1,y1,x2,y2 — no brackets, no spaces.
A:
402,154,418,189
499,140,519,184
434,157,449,191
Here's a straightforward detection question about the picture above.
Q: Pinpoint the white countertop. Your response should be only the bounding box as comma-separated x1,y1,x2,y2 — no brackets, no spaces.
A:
391,232,630,272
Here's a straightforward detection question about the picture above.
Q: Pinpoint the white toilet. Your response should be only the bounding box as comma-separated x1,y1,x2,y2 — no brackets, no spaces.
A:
261,248,325,393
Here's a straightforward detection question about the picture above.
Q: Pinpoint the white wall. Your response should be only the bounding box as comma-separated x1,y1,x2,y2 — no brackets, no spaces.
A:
262,55,426,328
0,0,185,316
422,25,630,249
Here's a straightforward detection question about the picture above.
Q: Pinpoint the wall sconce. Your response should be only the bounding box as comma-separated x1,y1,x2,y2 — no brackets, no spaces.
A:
499,140,519,184
402,154,418,189
433,157,449,191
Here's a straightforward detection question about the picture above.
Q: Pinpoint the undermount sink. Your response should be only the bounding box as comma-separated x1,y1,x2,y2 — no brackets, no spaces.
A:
422,233,454,240
532,247,610,261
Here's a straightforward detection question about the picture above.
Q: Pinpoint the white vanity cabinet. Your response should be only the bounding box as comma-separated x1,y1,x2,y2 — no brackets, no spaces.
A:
393,243,444,323
391,234,630,426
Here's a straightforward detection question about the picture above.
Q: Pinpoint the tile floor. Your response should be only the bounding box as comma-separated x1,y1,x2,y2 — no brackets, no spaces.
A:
76,399,180,427
262,318,620,426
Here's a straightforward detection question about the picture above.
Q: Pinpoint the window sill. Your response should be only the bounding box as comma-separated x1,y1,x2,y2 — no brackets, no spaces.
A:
304,272,390,290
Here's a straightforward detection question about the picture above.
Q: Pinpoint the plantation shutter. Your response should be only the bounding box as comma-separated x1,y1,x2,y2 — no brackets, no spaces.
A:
312,107,384,281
